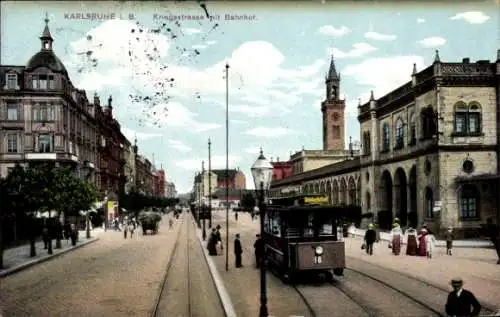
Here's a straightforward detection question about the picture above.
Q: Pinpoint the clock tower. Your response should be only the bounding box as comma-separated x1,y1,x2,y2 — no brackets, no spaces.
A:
321,55,345,151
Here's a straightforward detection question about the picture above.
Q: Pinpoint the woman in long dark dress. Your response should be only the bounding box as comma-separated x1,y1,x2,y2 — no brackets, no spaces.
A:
405,227,418,255
207,228,218,255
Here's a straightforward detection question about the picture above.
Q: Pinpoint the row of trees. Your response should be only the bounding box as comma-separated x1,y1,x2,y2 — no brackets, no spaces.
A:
119,190,179,218
0,163,98,268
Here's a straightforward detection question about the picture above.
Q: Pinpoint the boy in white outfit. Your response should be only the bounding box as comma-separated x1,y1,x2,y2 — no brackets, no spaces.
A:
425,232,436,259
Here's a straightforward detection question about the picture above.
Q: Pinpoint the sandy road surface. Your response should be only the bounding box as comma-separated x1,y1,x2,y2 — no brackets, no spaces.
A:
0,214,183,317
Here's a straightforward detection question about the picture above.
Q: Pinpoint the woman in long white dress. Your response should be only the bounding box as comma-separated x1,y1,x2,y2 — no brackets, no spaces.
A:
390,223,404,255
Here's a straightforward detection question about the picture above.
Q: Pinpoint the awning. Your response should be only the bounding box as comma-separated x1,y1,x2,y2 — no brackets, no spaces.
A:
454,174,500,184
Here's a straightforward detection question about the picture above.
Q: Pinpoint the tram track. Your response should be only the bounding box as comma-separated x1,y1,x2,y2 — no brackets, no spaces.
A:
150,215,185,317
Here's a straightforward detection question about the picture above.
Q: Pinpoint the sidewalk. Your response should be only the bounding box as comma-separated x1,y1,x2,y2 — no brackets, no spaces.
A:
349,227,493,248
0,229,102,278
345,237,500,312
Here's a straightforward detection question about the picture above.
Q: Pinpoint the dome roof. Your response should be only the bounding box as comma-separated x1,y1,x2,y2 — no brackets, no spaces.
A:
26,50,68,75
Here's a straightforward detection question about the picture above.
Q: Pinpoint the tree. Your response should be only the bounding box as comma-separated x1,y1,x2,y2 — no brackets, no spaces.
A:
240,192,256,210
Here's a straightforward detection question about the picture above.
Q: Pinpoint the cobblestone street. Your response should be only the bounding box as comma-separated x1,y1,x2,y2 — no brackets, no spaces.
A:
209,210,500,317
0,215,183,317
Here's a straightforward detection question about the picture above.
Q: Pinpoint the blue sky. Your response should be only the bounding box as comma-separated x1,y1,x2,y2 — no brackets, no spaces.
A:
1,1,498,193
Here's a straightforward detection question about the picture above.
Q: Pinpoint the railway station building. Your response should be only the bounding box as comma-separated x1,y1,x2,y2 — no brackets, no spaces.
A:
270,50,500,238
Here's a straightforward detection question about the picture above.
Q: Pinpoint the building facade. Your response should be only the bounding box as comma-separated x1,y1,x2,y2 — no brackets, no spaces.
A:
165,181,177,198
270,52,500,238
0,17,98,183
135,154,154,195
122,138,136,195
212,168,246,189
153,168,165,197
271,160,293,181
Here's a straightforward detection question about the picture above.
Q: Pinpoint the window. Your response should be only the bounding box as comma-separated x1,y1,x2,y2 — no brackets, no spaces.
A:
39,75,48,89
382,123,390,152
33,105,54,121
362,131,371,155
332,125,340,139
7,103,18,120
409,112,416,145
6,74,18,89
421,107,437,139
395,118,404,149
32,76,39,89
38,134,53,153
7,134,18,153
425,187,434,219
453,102,482,135
459,185,479,219
48,75,55,89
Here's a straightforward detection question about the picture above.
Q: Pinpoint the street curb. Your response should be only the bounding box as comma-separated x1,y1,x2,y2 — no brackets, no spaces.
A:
0,237,99,278
193,218,237,317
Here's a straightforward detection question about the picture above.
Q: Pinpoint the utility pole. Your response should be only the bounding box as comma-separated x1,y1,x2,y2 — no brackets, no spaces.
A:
208,138,212,228
225,62,230,272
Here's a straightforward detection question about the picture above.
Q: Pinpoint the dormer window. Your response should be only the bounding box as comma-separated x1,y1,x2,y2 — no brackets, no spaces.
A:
44,41,50,50
5,73,19,90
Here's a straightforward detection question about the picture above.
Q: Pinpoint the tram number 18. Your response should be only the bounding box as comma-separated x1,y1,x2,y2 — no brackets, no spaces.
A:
313,255,323,264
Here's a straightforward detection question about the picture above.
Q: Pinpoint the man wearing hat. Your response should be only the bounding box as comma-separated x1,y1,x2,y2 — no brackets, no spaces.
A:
364,224,377,255
254,234,264,268
234,233,243,268
445,278,481,317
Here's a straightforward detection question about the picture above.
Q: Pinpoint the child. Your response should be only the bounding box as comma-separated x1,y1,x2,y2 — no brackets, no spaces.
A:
425,231,436,259
445,227,454,255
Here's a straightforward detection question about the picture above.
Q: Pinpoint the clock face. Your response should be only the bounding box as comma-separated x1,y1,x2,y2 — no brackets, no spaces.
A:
333,113,340,121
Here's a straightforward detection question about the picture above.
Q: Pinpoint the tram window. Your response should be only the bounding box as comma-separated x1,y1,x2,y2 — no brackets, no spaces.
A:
270,213,281,237
264,213,270,232
319,217,334,236
304,213,315,237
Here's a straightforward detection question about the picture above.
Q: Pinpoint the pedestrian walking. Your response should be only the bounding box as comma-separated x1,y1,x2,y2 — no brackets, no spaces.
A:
128,221,135,238
42,224,49,249
216,225,223,253
485,218,500,264
417,228,428,256
445,278,481,317
234,233,243,268
364,224,376,255
445,227,454,256
390,222,403,255
123,220,129,239
254,234,264,267
207,228,218,256
405,227,418,256
169,217,173,229
235,212,238,221
425,231,436,259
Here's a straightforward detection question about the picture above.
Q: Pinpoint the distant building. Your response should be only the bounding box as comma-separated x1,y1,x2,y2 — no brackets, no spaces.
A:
271,159,293,181
153,168,165,197
212,168,246,189
165,181,177,198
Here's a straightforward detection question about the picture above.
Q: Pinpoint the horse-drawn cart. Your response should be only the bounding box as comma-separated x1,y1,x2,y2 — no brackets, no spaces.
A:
138,211,162,235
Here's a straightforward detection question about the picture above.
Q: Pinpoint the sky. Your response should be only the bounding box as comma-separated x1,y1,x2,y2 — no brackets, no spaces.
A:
1,1,498,193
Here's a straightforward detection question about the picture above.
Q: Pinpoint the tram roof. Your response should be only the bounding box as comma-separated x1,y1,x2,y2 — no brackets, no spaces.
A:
267,204,361,219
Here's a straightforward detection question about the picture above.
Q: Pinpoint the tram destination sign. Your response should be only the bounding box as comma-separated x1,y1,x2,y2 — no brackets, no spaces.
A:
304,196,329,204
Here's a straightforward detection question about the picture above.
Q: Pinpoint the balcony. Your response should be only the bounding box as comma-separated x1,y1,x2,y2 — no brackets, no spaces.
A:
25,153,57,160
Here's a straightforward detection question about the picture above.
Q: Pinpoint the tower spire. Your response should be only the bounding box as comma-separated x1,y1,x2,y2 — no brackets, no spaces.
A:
40,13,53,51
327,55,339,80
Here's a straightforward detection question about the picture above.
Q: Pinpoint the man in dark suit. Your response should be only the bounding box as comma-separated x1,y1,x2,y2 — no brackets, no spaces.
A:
445,278,481,317
234,233,243,268
485,218,500,264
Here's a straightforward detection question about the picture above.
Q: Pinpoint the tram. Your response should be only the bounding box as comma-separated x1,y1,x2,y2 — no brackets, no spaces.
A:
263,194,360,282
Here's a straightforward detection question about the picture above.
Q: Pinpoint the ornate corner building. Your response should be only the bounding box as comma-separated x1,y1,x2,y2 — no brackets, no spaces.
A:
270,51,500,238
0,17,162,200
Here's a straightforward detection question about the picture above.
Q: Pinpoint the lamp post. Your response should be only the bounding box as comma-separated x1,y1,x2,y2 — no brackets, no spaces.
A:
225,62,230,272
208,137,212,229
202,161,207,240
82,161,93,239
251,148,274,317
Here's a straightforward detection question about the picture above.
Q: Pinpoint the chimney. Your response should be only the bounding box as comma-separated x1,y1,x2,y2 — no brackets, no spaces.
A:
93,93,100,107
463,58,470,63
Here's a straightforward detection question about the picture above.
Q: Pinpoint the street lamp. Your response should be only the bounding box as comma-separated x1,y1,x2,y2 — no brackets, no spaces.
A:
208,137,212,229
201,160,207,241
82,161,92,239
251,148,274,317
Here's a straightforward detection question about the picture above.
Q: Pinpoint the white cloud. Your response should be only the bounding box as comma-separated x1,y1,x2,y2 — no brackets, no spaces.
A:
183,27,202,35
450,11,490,24
342,55,425,114
168,139,192,152
145,101,221,133
175,155,241,170
244,146,262,154
192,44,208,50
364,31,397,41
121,127,161,141
327,43,377,59
205,40,217,45
230,104,271,117
244,127,294,137
417,18,426,23
317,25,351,37
417,36,446,48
